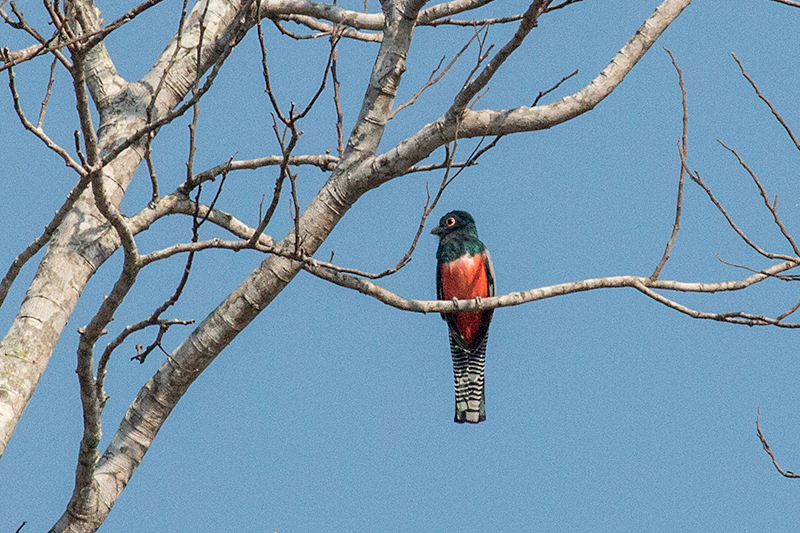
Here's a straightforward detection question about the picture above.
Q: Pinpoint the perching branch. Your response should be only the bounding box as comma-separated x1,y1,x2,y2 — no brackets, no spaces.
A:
304,258,800,325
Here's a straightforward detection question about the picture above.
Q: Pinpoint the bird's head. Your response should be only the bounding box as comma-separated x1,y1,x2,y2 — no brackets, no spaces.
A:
431,210,476,237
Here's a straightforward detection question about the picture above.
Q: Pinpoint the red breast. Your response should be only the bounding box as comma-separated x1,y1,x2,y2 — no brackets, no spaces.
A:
438,253,490,344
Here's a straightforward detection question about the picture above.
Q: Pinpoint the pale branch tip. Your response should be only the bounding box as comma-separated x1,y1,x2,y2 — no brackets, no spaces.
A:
767,0,800,10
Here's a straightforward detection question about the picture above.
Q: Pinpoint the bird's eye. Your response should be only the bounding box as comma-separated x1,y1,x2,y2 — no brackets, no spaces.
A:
445,217,456,227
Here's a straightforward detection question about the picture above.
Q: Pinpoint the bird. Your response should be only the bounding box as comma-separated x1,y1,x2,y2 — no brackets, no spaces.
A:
431,210,495,423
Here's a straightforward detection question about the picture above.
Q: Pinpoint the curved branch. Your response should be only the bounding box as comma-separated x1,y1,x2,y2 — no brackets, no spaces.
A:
361,0,692,188
457,0,691,136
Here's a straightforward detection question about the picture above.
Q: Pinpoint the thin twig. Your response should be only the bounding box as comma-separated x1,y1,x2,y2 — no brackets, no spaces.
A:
100,28,237,169
258,19,288,124
144,141,160,204
453,0,551,111
0,0,167,71
546,0,584,11
83,0,170,50
247,116,300,246
270,17,316,39
293,33,341,121
70,53,99,167
756,405,800,478
459,24,492,93
36,56,58,128
531,68,578,106
732,53,800,153
289,168,302,255
330,25,345,156
184,0,212,189
130,319,195,364
390,30,480,119
0,3,71,69
7,64,86,175
717,139,800,257
716,254,800,281
143,0,190,202
684,165,796,262
73,130,87,167
652,48,687,279
146,0,189,123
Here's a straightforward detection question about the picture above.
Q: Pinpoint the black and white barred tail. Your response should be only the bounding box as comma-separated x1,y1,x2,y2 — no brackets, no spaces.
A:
450,330,488,423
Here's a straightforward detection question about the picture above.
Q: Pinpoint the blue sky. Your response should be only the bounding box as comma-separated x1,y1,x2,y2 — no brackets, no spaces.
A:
3,0,800,531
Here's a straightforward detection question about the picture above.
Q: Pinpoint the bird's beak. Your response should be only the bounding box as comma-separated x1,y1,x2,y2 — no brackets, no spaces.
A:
431,225,443,235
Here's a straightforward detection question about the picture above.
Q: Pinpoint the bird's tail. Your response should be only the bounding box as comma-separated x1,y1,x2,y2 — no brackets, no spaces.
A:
450,332,487,423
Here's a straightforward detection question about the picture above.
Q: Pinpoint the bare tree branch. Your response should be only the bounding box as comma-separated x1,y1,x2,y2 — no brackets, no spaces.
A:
303,257,800,322
757,405,800,478
732,53,800,153
6,65,87,175
717,140,800,257
390,29,479,119
0,0,167,72
685,165,796,262
330,24,345,155
453,0,551,111
0,3,72,70
767,0,800,9
36,57,58,128
531,68,579,106
2,1,738,529
651,48,687,280
362,0,692,187
274,14,383,41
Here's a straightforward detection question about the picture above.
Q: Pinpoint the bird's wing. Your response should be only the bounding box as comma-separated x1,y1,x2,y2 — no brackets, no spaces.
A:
471,248,495,347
